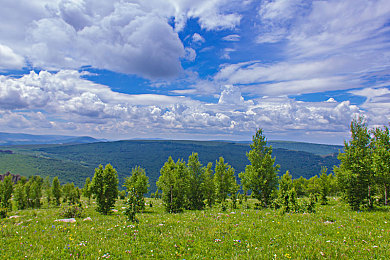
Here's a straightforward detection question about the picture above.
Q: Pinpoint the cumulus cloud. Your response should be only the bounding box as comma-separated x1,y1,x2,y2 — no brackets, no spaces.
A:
0,71,364,142
0,0,244,77
0,45,25,70
218,85,245,105
350,87,390,126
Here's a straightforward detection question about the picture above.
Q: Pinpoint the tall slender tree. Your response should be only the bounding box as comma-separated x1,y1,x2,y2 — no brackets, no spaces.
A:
372,125,390,205
157,157,188,213
239,129,280,207
83,177,92,204
124,166,150,211
203,162,215,208
90,164,119,215
0,175,13,210
187,153,205,210
335,116,373,210
214,157,237,203
319,166,330,205
52,177,61,206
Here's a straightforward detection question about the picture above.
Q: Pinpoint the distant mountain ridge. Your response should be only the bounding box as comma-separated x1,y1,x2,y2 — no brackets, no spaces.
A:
0,132,102,145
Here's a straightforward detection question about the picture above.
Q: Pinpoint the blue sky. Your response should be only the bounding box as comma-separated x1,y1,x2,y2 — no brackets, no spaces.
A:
0,0,389,145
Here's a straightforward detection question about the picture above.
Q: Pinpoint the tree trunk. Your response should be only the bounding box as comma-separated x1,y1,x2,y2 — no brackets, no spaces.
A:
385,185,388,206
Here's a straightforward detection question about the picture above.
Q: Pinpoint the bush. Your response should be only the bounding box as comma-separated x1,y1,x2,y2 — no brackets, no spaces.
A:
0,208,7,219
59,205,84,218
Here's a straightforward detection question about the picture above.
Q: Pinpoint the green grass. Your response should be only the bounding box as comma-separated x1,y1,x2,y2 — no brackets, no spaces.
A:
1,198,390,259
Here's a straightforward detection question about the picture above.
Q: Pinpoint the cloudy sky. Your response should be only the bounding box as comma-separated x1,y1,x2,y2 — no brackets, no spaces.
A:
0,0,389,144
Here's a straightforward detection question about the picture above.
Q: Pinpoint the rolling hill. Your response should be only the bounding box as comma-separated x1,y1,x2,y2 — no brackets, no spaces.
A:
0,132,102,145
0,139,342,192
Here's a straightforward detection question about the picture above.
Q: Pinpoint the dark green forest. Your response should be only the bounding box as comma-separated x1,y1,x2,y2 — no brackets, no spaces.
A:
0,140,340,191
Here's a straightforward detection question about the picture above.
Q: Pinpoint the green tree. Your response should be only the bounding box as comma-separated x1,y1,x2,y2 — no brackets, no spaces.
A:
372,125,390,205
0,175,14,210
187,153,206,210
30,176,43,208
239,129,280,207
203,162,215,208
124,187,140,223
335,116,374,210
123,166,150,212
24,180,32,208
82,177,92,204
319,166,330,205
214,157,237,203
157,157,188,213
43,176,52,205
293,176,307,197
14,180,27,210
52,177,62,206
275,171,298,213
90,164,119,215
62,182,79,205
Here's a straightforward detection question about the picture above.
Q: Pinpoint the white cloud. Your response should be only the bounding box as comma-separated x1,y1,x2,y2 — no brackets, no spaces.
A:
218,85,245,105
0,45,25,70
184,47,197,61
192,33,205,43
0,0,243,77
350,87,390,125
222,34,240,42
0,72,364,141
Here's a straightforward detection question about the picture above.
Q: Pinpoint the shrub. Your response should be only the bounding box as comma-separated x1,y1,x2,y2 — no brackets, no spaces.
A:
0,207,7,219
59,205,84,218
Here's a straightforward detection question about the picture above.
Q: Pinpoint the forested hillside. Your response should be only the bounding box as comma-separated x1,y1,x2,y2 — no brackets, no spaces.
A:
0,140,340,191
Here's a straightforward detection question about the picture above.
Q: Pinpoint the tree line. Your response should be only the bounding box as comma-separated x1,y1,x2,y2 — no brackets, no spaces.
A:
1,117,389,218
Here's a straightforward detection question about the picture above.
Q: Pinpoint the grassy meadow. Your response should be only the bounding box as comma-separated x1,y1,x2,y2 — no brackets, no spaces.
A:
1,197,390,259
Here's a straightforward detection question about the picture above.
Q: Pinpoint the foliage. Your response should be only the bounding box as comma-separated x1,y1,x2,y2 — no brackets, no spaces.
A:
335,116,374,210
239,129,280,207
275,171,298,213
371,125,390,206
59,205,84,218
319,167,330,205
26,176,43,209
203,162,215,207
186,153,206,210
118,190,126,200
14,180,27,210
123,166,150,212
214,157,237,203
0,207,7,218
157,157,188,213
62,182,80,205
43,176,52,205
0,175,13,210
124,187,140,223
90,164,119,215
82,177,92,204
7,139,341,193
52,177,62,206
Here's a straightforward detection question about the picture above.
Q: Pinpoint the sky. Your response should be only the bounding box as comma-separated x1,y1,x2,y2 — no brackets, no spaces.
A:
0,0,389,145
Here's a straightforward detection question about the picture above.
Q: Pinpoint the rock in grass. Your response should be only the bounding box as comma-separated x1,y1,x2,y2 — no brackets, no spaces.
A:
55,218,76,223
83,217,92,221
